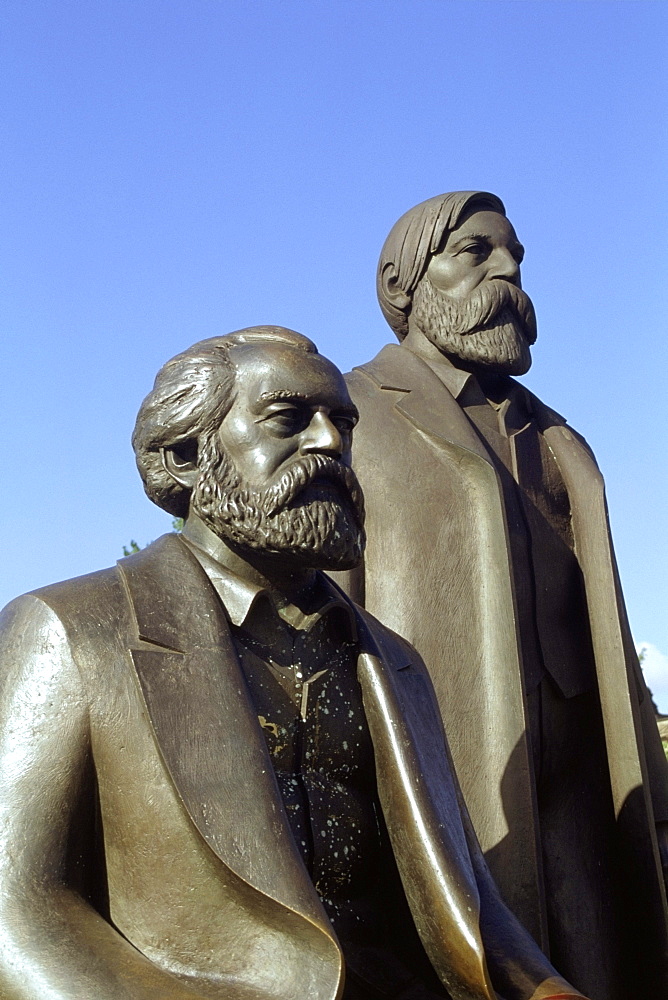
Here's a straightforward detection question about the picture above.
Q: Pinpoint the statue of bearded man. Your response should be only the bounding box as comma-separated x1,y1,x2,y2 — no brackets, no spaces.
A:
0,325,591,1000
337,191,668,1000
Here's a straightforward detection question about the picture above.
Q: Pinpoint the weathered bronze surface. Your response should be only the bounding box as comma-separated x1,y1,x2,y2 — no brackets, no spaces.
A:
0,326,586,998
336,193,668,999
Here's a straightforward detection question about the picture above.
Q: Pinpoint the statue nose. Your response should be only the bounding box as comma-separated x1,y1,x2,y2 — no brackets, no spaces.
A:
300,412,344,457
490,247,520,284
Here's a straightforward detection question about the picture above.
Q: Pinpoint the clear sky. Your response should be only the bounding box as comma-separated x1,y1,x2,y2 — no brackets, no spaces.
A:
2,1,667,704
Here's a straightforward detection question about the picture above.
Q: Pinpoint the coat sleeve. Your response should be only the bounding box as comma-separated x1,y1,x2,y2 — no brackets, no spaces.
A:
0,595,224,1000
632,654,668,825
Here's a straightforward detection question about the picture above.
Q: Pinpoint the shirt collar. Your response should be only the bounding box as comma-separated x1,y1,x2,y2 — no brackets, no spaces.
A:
407,344,534,417
181,517,357,635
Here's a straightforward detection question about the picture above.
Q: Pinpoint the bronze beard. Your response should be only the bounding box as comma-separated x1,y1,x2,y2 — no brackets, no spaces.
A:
412,275,538,375
190,434,366,570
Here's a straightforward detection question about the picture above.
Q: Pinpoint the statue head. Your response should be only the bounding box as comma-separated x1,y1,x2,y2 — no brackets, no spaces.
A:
133,326,365,570
377,191,538,375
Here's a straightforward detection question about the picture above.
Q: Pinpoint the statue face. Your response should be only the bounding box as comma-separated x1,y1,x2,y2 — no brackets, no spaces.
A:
426,209,524,297
217,344,358,487
190,343,365,570
412,209,537,375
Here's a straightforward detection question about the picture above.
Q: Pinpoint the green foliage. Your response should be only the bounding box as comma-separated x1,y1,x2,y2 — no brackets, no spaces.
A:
122,519,183,557
641,646,668,761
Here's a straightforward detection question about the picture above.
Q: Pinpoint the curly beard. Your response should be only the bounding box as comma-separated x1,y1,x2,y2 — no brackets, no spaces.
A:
412,275,537,375
190,435,366,571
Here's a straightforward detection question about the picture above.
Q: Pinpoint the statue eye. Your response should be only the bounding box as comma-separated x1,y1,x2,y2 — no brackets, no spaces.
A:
462,241,489,258
332,415,356,435
263,407,305,433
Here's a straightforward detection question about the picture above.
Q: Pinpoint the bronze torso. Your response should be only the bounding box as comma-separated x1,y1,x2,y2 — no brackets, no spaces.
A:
0,322,589,1000
183,534,446,998
342,342,668,999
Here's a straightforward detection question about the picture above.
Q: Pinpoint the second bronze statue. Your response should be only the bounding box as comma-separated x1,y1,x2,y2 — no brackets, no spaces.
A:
337,191,668,1000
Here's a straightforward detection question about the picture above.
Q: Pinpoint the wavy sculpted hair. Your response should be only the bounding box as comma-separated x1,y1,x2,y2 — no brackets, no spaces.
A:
132,326,317,518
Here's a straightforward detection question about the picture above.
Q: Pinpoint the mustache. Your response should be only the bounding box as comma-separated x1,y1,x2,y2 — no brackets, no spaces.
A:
438,278,537,344
261,453,364,519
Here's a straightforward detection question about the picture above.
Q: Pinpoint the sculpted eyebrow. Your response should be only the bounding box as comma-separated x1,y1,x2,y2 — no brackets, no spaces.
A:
450,232,492,249
259,390,308,402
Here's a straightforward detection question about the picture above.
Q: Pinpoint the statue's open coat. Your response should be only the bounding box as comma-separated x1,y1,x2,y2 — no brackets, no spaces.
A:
0,533,579,1000
341,344,668,990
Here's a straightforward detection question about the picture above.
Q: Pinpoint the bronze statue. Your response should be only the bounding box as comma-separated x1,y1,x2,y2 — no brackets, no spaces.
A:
338,193,668,999
0,326,586,999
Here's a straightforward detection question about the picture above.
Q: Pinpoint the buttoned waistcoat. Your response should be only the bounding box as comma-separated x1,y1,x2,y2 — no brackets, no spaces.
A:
340,343,668,983
0,532,579,1000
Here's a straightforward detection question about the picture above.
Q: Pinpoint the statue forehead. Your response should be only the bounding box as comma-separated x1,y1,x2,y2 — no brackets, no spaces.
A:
444,207,519,243
228,342,350,402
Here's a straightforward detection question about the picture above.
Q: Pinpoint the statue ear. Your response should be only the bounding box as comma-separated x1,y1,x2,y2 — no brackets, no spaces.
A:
160,444,199,490
379,262,411,312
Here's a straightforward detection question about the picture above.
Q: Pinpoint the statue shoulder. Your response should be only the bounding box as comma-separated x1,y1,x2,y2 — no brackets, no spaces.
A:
522,385,600,466
0,559,138,673
344,365,383,411
23,533,180,633
27,563,126,627
0,591,91,719
345,347,413,444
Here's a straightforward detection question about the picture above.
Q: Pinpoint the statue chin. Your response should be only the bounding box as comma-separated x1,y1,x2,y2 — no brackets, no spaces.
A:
432,317,533,376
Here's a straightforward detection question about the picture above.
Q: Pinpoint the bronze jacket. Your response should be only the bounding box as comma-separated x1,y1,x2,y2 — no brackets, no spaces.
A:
0,533,579,1000
340,343,668,987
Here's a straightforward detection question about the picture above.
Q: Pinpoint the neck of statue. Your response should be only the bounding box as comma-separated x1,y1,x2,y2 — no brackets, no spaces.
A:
402,324,482,374
182,513,317,608
401,325,453,366
401,324,509,395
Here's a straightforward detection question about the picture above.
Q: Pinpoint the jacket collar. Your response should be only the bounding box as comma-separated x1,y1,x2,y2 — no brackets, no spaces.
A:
354,344,494,467
409,348,475,400
181,516,358,636
355,343,573,465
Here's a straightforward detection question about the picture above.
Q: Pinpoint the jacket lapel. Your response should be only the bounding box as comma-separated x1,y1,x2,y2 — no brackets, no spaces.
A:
118,534,333,935
355,343,494,467
349,606,496,1000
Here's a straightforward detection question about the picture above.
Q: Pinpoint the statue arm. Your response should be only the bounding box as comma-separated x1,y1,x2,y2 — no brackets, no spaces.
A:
458,801,589,1000
640,707,668,890
629,648,668,890
0,595,216,1000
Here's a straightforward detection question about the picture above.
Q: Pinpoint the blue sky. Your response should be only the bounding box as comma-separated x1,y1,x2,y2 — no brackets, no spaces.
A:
2,1,667,704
